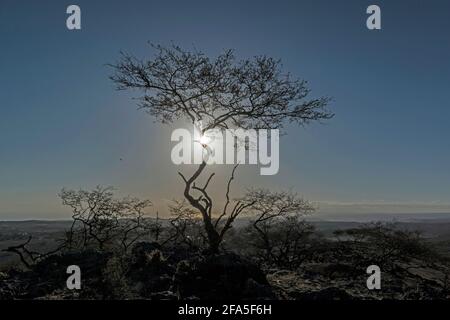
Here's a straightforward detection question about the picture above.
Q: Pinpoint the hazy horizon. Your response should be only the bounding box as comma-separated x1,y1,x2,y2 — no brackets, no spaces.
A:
2,210,450,222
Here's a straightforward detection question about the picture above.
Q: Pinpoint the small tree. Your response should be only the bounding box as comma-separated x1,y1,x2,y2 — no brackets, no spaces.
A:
164,199,207,250
149,211,163,242
333,222,440,270
241,188,315,263
2,235,65,269
109,44,333,253
245,216,316,268
60,186,153,252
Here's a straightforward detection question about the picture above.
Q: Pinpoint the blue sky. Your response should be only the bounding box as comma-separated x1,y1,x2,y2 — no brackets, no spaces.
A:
1,0,449,219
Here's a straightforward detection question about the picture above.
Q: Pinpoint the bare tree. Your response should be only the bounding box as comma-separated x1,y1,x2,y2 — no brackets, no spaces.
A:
150,211,163,242
109,44,333,132
109,44,333,253
333,222,441,270
240,188,315,261
244,216,316,268
59,186,153,252
164,199,207,250
2,235,65,269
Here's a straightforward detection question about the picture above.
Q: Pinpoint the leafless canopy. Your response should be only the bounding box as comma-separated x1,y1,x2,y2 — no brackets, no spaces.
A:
165,199,207,249
109,44,332,253
2,235,65,269
243,188,315,223
59,186,153,252
109,44,333,133
241,189,315,252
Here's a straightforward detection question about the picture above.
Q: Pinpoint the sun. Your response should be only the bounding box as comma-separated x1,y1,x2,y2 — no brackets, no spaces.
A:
199,135,211,146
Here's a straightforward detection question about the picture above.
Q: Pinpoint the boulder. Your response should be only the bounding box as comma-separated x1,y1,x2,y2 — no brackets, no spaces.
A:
173,252,274,299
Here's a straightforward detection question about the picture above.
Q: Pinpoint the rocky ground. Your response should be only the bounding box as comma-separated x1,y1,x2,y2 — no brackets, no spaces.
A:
267,260,449,300
1,241,449,300
0,243,274,300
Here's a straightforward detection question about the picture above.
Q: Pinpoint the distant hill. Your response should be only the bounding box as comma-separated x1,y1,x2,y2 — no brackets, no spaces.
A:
306,212,450,223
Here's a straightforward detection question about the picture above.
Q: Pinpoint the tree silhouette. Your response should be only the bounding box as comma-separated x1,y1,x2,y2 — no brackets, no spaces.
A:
60,186,153,252
110,44,333,253
241,188,315,263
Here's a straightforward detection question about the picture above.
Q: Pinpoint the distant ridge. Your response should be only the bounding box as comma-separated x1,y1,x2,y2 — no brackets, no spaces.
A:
1,212,450,223
307,212,450,222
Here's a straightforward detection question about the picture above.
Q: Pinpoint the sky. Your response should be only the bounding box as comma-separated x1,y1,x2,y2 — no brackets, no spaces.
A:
0,0,450,220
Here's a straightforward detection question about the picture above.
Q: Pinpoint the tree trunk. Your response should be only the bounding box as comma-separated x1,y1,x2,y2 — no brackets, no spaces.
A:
181,161,222,254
